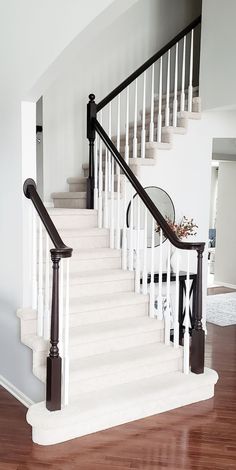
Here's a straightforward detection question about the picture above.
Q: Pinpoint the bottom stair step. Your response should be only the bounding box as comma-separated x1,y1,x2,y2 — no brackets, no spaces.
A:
27,368,218,445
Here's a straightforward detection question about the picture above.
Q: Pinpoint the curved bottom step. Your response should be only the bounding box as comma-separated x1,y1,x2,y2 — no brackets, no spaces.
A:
27,368,218,445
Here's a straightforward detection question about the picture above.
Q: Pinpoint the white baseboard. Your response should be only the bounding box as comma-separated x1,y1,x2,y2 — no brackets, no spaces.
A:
214,280,236,290
0,374,34,408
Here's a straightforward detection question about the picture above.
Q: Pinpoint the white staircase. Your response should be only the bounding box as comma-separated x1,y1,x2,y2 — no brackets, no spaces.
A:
18,208,218,445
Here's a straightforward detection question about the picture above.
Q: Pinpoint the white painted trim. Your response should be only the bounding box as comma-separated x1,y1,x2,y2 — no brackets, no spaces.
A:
214,281,236,290
0,374,34,408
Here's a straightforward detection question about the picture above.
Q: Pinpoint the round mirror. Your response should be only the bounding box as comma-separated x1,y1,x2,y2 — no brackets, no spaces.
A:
127,186,175,247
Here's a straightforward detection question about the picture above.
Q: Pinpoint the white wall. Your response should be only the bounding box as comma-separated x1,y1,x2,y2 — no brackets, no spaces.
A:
200,0,236,110
209,167,218,229
138,110,236,323
43,0,202,202
214,162,236,287
0,0,125,402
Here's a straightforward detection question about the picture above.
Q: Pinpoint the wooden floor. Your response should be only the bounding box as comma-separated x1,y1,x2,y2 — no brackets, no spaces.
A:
1,325,236,468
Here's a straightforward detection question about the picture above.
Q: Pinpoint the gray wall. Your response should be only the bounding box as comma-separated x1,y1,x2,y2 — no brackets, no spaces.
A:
215,162,236,286
43,0,202,201
200,0,236,110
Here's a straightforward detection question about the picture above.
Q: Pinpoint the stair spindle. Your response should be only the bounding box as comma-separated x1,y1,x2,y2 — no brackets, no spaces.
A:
157,228,163,320
31,207,37,310
181,36,186,112
141,71,146,158
63,258,70,406
37,220,44,337
128,188,134,271
188,29,194,112
133,79,138,158
184,252,190,374
165,241,171,345
94,135,98,210
165,50,170,127
174,249,180,348
157,57,162,143
142,206,148,295
98,111,103,229
173,43,179,127
125,86,130,164
135,197,141,293
116,94,121,249
149,64,155,142
149,217,155,318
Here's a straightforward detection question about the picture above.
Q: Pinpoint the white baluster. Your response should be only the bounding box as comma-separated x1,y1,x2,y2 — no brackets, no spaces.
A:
103,148,108,228
173,42,178,127
94,135,98,210
116,95,121,249
31,208,37,310
184,252,190,374
157,228,163,320
37,220,43,337
108,102,112,191
165,50,170,127
128,188,134,271
174,249,180,348
142,206,148,295
110,156,115,249
63,258,70,406
125,87,130,164
149,217,155,318
181,36,186,112
149,65,155,142
122,180,127,270
188,29,194,112
135,197,141,293
133,79,138,158
157,57,163,143
98,111,103,229
141,71,146,158
165,240,171,345
44,233,50,340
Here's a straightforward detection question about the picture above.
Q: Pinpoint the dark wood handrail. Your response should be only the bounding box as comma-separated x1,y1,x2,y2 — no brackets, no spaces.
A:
97,15,201,112
23,178,72,258
94,119,205,253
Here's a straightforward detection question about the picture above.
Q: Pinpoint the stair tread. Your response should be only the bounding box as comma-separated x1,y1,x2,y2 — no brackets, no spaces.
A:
69,268,134,284
35,342,183,383
71,247,121,260
23,316,163,351
60,227,109,237
70,291,148,312
27,368,218,428
48,208,97,215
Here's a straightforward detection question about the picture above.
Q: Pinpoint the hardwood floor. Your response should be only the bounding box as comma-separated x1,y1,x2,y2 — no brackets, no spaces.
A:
0,323,236,469
207,286,236,295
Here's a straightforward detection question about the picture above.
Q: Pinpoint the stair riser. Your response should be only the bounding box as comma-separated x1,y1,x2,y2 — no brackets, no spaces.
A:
69,256,121,271
18,301,149,339
69,278,134,298
63,235,109,249
29,329,164,366
34,356,182,392
68,182,87,192
53,198,86,209
69,301,149,325
71,329,164,359
50,214,98,229
69,357,183,396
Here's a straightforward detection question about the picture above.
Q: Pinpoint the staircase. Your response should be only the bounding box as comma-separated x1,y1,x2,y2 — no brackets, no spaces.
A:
18,207,217,445
19,16,218,446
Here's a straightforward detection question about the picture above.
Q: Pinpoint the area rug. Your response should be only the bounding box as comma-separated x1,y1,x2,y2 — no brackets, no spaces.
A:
206,292,236,326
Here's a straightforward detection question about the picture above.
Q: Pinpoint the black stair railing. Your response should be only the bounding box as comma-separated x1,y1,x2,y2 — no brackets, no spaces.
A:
23,179,73,411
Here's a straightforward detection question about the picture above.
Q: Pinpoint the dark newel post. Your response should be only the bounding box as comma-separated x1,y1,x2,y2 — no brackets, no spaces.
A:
46,249,62,411
191,248,205,374
87,93,97,209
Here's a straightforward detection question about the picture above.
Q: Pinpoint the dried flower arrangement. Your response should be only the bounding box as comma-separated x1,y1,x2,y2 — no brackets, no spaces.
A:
156,216,198,240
